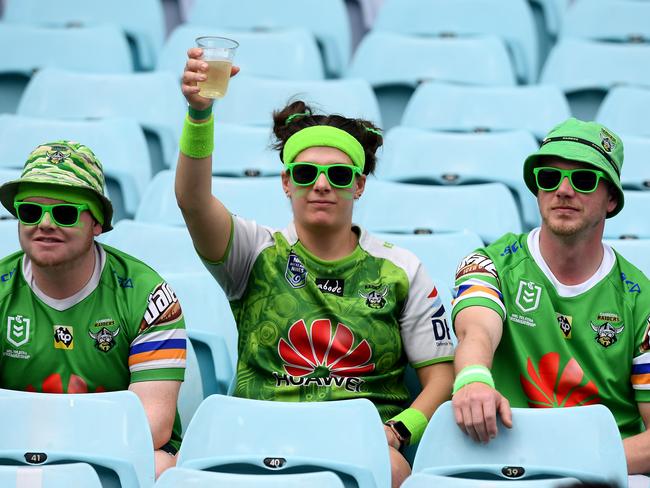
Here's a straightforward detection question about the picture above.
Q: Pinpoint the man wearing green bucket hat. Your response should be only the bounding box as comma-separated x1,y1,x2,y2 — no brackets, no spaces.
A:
0,141,186,478
450,119,650,475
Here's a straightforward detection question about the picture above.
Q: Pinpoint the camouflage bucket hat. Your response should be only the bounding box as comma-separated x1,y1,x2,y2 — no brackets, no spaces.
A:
0,141,113,232
523,118,624,218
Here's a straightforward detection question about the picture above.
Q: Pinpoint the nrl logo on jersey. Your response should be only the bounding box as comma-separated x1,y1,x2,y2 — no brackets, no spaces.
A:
515,280,542,313
7,315,31,348
591,321,624,348
285,252,307,289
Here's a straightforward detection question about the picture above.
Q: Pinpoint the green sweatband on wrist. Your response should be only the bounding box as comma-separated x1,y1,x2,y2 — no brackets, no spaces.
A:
453,364,495,395
179,114,214,159
389,407,428,446
188,104,213,121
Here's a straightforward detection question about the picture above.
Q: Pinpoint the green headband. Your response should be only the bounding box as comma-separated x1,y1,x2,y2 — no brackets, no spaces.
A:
15,183,104,226
282,126,366,171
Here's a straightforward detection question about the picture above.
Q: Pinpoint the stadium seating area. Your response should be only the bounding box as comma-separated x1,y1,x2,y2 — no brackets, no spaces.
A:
0,0,649,485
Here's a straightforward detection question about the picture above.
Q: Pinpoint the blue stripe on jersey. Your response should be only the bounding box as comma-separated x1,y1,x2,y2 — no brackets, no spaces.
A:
632,363,650,375
130,338,186,355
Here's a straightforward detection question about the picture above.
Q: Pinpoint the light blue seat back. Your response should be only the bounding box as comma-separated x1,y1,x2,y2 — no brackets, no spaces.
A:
374,0,538,83
413,401,626,487
0,389,155,488
187,0,350,77
0,463,103,488
377,127,540,229
157,467,344,487
178,396,391,488
3,0,165,70
165,272,237,397
596,85,650,137
100,220,205,275
17,69,186,171
401,82,570,141
403,473,580,488
371,230,484,294
604,191,650,239
618,134,650,191
530,0,570,36
135,170,292,229
178,339,204,435
209,122,279,176
0,220,20,258
355,181,523,244
0,115,150,220
0,24,132,74
540,39,650,120
158,25,324,81
216,75,381,127
605,239,650,277
561,0,650,43
347,32,515,129
0,169,21,220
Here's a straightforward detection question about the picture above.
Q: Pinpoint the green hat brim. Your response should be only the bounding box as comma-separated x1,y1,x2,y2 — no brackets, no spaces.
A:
523,140,624,218
0,180,113,232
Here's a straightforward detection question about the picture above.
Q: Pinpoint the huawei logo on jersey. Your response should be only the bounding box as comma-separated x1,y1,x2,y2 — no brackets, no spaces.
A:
274,319,375,392
520,352,599,408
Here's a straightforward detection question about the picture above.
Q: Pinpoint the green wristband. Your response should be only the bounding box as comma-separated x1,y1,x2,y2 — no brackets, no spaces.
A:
188,104,213,121
452,364,495,395
179,114,214,159
389,407,428,446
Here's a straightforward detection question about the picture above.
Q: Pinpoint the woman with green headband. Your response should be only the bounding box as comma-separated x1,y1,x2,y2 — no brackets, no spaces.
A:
176,51,454,487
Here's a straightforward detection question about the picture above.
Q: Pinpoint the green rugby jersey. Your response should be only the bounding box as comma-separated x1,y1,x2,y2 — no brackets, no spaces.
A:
452,228,650,438
0,243,187,449
203,217,454,420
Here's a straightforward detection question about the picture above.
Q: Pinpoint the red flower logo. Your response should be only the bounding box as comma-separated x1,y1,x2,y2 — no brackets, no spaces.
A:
278,319,375,377
520,352,599,408
26,373,105,393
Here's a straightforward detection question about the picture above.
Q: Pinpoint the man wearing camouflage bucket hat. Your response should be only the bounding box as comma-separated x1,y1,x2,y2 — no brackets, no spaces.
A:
0,141,187,479
450,119,650,477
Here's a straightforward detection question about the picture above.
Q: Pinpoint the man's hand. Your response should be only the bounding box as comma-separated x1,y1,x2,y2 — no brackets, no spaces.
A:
452,382,513,443
384,424,402,450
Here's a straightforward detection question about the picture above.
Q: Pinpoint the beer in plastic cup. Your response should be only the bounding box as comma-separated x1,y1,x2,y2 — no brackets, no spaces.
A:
196,36,239,99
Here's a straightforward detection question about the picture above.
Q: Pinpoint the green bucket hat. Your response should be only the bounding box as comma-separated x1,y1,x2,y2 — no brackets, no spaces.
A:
0,140,113,232
523,118,624,218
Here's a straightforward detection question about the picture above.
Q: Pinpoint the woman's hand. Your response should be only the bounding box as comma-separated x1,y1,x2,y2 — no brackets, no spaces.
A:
181,48,240,111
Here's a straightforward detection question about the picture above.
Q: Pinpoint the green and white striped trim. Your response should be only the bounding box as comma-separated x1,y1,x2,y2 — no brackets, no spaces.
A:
452,364,494,395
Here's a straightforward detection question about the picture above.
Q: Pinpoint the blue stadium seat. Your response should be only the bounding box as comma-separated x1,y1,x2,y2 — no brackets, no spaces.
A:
16,69,185,172
3,0,164,70
186,0,350,78
562,0,650,43
605,239,650,277
371,230,484,292
412,401,626,487
178,396,391,488
0,463,103,488
135,171,292,229
158,25,324,81
376,127,540,229
402,473,579,487
100,220,205,275
157,467,345,487
215,75,382,127
178,339,204,435
596,85,650,138
540,39,650,120
209,122,279,177
163,272,237,398
347,32,516,129
355,181,523,244
604,191,650,239
373,0,538,83
0,169,21,220
618,135,650,191
0,115,151,220
530,0,571,36
0,220,19,258
0,389,155,488
401,82,571,141
0,24,131,114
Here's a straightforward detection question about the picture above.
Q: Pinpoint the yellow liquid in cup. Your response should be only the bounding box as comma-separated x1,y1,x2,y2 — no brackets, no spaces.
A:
198,59,233,99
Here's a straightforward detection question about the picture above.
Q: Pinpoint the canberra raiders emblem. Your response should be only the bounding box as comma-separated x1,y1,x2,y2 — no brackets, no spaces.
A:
89,326,120,352
359,284,389,309
591,321,624,348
